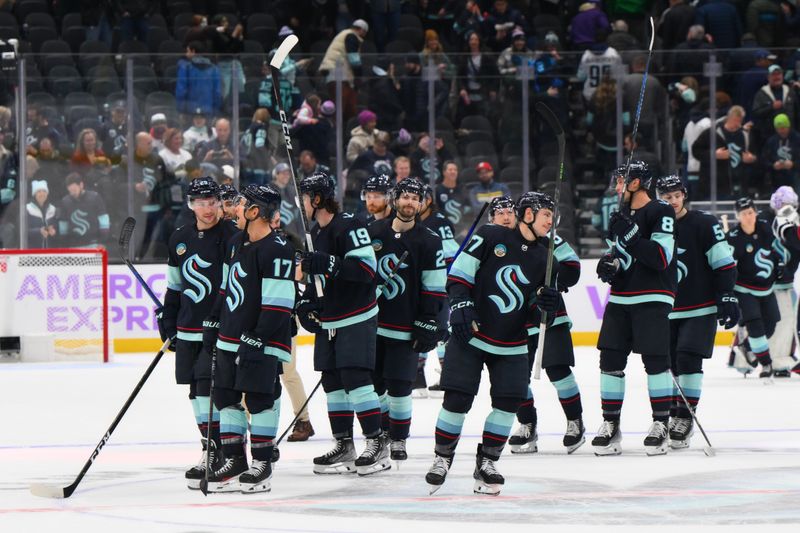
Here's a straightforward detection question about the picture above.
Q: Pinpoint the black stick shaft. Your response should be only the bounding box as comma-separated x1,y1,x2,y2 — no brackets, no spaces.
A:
449,202,489,271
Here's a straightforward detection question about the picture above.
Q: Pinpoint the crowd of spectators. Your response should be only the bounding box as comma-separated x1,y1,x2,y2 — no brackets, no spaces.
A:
1,0,800,258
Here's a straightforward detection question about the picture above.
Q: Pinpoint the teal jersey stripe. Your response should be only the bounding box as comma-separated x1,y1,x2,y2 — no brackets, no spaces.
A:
651,231,675,264
554,241,579,262
377,327,413,341
167,265,182,291
322,305,379,329
706,240,735,269
442,238,459,260
98,213,110,230
344,244,377,271
216,339,239,352
220,263,229,290
261,278,295,309
609,293,675,306
449,252,480,285
177,331,203,342
774,282,794,290
668,305,717,320
734,285,773,297
422,268,447,293
468,337,528,355
265,346,292,363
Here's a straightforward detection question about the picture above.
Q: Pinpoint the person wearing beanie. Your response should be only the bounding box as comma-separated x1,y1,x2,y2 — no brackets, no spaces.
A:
319,19,369,121
346,109,387,164
753,64,798,149
26,180,57,248
483,0,530,52
762,113,800,190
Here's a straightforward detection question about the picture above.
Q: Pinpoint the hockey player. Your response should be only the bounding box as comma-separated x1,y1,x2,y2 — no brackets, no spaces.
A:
593,161,677,456
201,184,295,493
767,186,800,377
294,172,390,476
219,184,239,221
508,192,586,455
728,197,781,379
361,174,394,223
367,177,446,462
158,177,238,489
425,203,557,495
656,175,738,449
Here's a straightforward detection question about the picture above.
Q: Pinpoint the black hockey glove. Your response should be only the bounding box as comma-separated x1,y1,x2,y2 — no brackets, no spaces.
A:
300,251,341,278
412,317,440,353
609,211,641,248
716,292,740,329
155,307,176,351
450,299,479,346
296,297,324,334
596,253,619,284
536,286,560,316
202,317,220,354
236,331,279,391
775,259,786,281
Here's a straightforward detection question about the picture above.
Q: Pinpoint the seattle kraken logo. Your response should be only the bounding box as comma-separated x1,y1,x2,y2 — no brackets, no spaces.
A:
489,265,530,314
70,209,90,236
377,254,408,300
444,199,463,224
676,247,688,283
280,199,296,225
727,142,742,168
226,262,247,311
774,240,790,266
606,238,633,271
754,248,774,279
182,254,212,303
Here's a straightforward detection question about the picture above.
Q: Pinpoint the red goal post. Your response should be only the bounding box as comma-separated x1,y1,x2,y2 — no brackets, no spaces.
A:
0,248,109,362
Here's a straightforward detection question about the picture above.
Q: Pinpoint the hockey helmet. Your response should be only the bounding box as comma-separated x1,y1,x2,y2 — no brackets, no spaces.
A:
299,172,336,202
240,183,282,219
361,173,393,200
655,174,687,196
393,176,425,201
515,191,554,220
488,195,516,219
187,177,220,200
219,183,239,202
734,197,756,213
614,160,651,188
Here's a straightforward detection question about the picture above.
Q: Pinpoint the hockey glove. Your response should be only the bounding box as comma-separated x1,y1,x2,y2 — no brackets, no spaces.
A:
202,317,220,354
716,292,740,330
609,211,641,248
775,259,786,281
450,299,479,346
236,331,279,392
412,317,440,353
596,253,619,284
300,251,341,278
296,297,324,334
155,307,177,351
536,286,560,316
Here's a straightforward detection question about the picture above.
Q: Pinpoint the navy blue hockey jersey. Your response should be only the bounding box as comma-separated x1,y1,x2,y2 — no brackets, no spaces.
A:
728,220,778,296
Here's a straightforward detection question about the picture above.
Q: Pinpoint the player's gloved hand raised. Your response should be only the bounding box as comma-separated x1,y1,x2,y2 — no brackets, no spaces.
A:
155,307,177,351
775,260,786,281
412,317,440,353
609,211,640,248
202,317,220,354
716,292,740,329
596,253,619,284
300,251,340,278
296,297,323,334
450,299,479,346
536,286,560,315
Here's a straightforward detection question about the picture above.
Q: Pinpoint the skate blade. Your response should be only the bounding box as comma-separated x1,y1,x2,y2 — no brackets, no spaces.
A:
644,443,668,456
206,476,243,493
428,483,443,495
412,389,429,399
668,439,690,450
761,377,775,385
592,442,622,456
356,459,392,476
312,461,356,475
565,436,586,454
186,479,201,490
240,481,272,494
473,479,502,496
509,442,538,454
427,390,444,398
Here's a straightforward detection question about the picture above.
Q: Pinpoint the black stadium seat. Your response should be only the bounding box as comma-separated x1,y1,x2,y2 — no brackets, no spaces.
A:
61,12,82,32
24,12,56,30
62,25,86,53
15,0,50,25
25,26,58,53
79,41,113,75
39,40,73,74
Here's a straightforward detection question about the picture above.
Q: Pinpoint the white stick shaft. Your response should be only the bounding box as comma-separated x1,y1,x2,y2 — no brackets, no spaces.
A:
532,322,546,380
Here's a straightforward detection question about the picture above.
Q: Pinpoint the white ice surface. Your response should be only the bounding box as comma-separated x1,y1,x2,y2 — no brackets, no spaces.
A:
2,346,800,533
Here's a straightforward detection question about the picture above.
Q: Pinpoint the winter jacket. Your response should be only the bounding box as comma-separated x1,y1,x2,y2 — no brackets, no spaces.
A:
570,4,610,47
752,84,798,143
761,130,800,188
468,180,512,212
346,126,386,163
694,0,742,50
26,201,58,248
175,57,222,116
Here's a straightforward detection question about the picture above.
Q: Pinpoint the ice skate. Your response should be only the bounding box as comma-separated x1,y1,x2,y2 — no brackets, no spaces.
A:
412,368,428,398
355,433,391,476
206,453,248,493
473,445,504,496
425,454,453,495
760,364,774,382
239,459,272,494
773,369,791,378
313,438,357,474
390,439,407,464
427,381,444,398
643,420,669,456
592,420,622,456
563,419,586,454
509,423,538,454
668,417,694,449
186,438,216,490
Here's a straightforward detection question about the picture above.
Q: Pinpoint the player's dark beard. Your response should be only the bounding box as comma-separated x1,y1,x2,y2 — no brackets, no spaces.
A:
395,204,417,223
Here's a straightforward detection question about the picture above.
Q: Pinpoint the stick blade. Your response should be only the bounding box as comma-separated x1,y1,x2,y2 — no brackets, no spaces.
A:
119,217,136,249
30,483,69,499
535,102,564,136
270,34,299,69
703,446,716,457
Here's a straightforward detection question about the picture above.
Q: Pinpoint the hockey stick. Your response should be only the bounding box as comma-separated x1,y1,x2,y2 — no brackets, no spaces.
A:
198,347,217,496
274,250,410,445
449,202,489,271
670,371,715,457
119,217,162,309
270,35,324,300
30,338,172,499
532,102,565,381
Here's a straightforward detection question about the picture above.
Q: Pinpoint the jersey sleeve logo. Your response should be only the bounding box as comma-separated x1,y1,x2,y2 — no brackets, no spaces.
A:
676,247,688,283
377,253,408,300
225,262,247,311
754,249,774,279
489,265,530,314
181,254,213,303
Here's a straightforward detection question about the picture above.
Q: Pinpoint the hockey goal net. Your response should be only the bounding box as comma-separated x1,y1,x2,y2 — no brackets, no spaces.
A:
0,248,109,362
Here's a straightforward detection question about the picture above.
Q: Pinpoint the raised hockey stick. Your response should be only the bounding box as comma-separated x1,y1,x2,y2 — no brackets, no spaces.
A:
532,102,565,381
270,35,324,300
198,347,217,496
670,371,715,457
29,339,172,499
119,217,162,308
449,202,489,271
274,251,410,445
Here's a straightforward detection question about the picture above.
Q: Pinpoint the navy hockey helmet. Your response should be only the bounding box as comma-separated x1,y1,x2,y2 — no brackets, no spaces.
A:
735,196,756,213
515,191,554,220
422,182,434,201
187,177,220,200
299,172,336,202
241,183,282,219
655,174,687,196
219,183,239,201
615,160,651,187
489,195,516,219
394,176,425,201
361,174,393,200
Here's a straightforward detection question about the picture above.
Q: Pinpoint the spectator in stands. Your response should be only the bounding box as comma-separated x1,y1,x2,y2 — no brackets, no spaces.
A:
456,31,499,123
294,101,335,166
497,29,533,99
669,76,700,147
399,54,426,131
410,132,453,183
319,19,369,121
70,128,111,178
293,95,321,129
59,172,110,248
784,0,800,33
176,41,222,118
346,110,384,164
32,138,66,199
693,0,743,51
0,128,16,218
183,109,215,154
624,132,662,178
622,54,667,150
83,1,114,47
591,181,619,236
26,180,57,249
436,160,471,229
454,0,486,43
25,105,63,155
746,0,785,47
469,161,511,211
117,0,154,43
257,59,302,153
371,0,402,52
298,150,332,181
576,29,621,103
682,97,713,194
735,49,773,117
127,132,170,258
658,0,696,50
148,113,169,152
752,64,798,149
159,128,192,181
692,105,758,199
587,74,630,178
483,0,530,52
607,19,641,62
419,29,456,118
369,57,404,133
240,108,272,186
762,113,800,189
666,24,714,85
102,101,129,165
570,1,611,50
196,118,235,171
271,162,302,233
390,127,414,158
393,156,412,182
212,15,246,105
350,131,395,177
